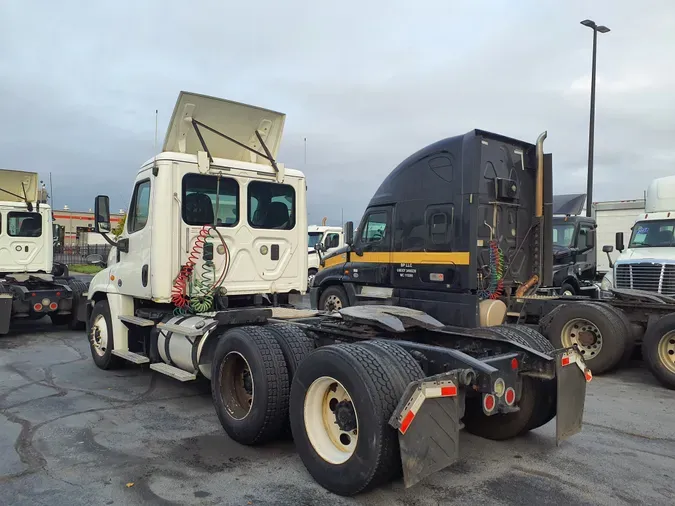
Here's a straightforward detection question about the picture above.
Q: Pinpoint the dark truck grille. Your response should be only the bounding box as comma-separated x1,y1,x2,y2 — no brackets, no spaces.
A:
615,262,675,294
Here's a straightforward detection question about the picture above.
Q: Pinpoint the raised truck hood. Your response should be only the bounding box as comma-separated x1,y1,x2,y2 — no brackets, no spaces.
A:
163,91,286,166
0,169,39,203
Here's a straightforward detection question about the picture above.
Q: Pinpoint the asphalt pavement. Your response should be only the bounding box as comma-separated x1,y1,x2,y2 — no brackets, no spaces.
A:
0,320,673,506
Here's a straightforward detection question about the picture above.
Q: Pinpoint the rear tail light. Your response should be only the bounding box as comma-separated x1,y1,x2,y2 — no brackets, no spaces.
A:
511,358,519,370
483,393,496,413
504,387,516,406
49,302,58,310
33,303,43,312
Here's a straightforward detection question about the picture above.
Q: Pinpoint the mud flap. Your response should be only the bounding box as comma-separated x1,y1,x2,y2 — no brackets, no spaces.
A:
389,372,464,488
0,292,12,334
555,349,590,445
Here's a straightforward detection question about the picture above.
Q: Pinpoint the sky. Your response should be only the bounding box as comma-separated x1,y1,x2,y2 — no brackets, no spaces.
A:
1,0,674,225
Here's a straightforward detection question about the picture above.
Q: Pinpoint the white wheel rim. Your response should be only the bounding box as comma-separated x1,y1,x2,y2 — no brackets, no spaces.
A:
563,289,574,296
324,295,343,311
90,314,108,356
219,351,254,421
304,376,358,464
561,318,603,359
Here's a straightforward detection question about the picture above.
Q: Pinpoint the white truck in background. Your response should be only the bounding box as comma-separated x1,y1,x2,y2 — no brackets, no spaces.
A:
591,199,645,276
600,177,675,293
0,169,88,333
307,220,343,284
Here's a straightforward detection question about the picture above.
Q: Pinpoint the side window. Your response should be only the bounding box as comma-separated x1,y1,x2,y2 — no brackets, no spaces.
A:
578,225,592,250
324,233,340,249
127,180,151,233
248,181,295,230
8,212,42,237
361,212,388,244
182,174,239,226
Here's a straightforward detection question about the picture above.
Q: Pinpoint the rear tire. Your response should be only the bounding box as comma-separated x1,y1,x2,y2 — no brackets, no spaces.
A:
211,326,289,445
266,323,315,437
543,303,628,374
318,285,349,312
642,313,675,390
290,343,413,496
500,325,557,431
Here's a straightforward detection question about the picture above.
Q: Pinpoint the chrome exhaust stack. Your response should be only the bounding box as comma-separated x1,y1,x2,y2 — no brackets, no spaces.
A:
535,131,548,218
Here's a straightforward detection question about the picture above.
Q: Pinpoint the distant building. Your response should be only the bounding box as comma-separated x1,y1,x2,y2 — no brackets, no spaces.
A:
53,207,126,246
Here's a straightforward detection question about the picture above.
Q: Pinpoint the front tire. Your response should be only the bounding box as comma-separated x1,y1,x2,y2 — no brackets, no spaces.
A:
211,326,289,445
642,313,675,390
88,300,123,370
560,282,577,297
318,285,349,312
543,303,628,374
290,343,413,496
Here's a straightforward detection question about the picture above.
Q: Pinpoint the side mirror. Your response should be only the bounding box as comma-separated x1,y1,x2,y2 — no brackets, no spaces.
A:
94,195,111,233
85,253,106,268
615,232,625,252
586,229,595,249
602,245,613,253
344,221,354,246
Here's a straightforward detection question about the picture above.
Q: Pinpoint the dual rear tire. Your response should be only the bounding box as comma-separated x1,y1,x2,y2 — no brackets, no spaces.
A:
211,327,423,496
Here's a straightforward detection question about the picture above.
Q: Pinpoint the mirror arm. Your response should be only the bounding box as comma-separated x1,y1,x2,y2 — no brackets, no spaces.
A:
98,232,118,247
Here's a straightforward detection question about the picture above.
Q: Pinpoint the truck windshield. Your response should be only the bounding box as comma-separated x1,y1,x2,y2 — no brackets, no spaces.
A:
629,220,675,248
308,232,323,248
552,223,575,247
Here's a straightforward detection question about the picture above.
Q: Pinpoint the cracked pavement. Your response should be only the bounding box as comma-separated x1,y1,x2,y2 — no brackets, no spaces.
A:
0,319,674,506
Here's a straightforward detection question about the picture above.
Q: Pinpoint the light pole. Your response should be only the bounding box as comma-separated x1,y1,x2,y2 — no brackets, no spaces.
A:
581,19,610,217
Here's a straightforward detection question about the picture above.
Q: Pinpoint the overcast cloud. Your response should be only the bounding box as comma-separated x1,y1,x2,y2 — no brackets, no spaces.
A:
1,0,674,225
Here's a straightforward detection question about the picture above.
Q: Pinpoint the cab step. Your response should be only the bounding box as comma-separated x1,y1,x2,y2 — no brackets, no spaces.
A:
119,315,156,327
156,322,203,337
150,363,197,382
111,349,150,364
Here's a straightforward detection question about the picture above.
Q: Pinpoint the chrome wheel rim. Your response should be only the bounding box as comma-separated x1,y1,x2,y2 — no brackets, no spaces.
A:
561,318,603,359
324,294,343,311
90,314,108,356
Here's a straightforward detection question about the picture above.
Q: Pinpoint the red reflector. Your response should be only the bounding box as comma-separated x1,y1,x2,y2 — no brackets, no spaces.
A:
34,303,43,312
511,358,518,370
400,410,415,434
561,356,571,367
56,292,61,296
31,292,36,297
585,368,593,382
505,387,516,405
49,302,58,310
441,385,457,397
484,394,495,412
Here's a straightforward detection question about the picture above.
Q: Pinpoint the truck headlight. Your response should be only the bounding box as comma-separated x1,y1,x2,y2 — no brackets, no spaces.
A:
600,275,613,291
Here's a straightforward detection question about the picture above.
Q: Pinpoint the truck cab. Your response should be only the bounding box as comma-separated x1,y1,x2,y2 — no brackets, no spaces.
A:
307,224,343,284
87,91,307,365
602,176,675,295
551,195,598,296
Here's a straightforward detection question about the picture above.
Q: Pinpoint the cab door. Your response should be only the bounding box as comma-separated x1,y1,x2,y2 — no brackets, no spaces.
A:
350,206,393,286
111,176,153,299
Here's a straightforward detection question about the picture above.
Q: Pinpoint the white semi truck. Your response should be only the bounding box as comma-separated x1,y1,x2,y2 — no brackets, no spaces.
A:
307,221,343,284
599,175,675,388
0,169,88,333
84,92,590,495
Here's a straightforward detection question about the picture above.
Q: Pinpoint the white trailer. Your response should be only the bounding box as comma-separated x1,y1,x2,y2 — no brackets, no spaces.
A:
590,199,646,275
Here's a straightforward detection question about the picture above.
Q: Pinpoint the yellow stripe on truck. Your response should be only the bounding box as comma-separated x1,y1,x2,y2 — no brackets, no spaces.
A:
321,251,470,269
